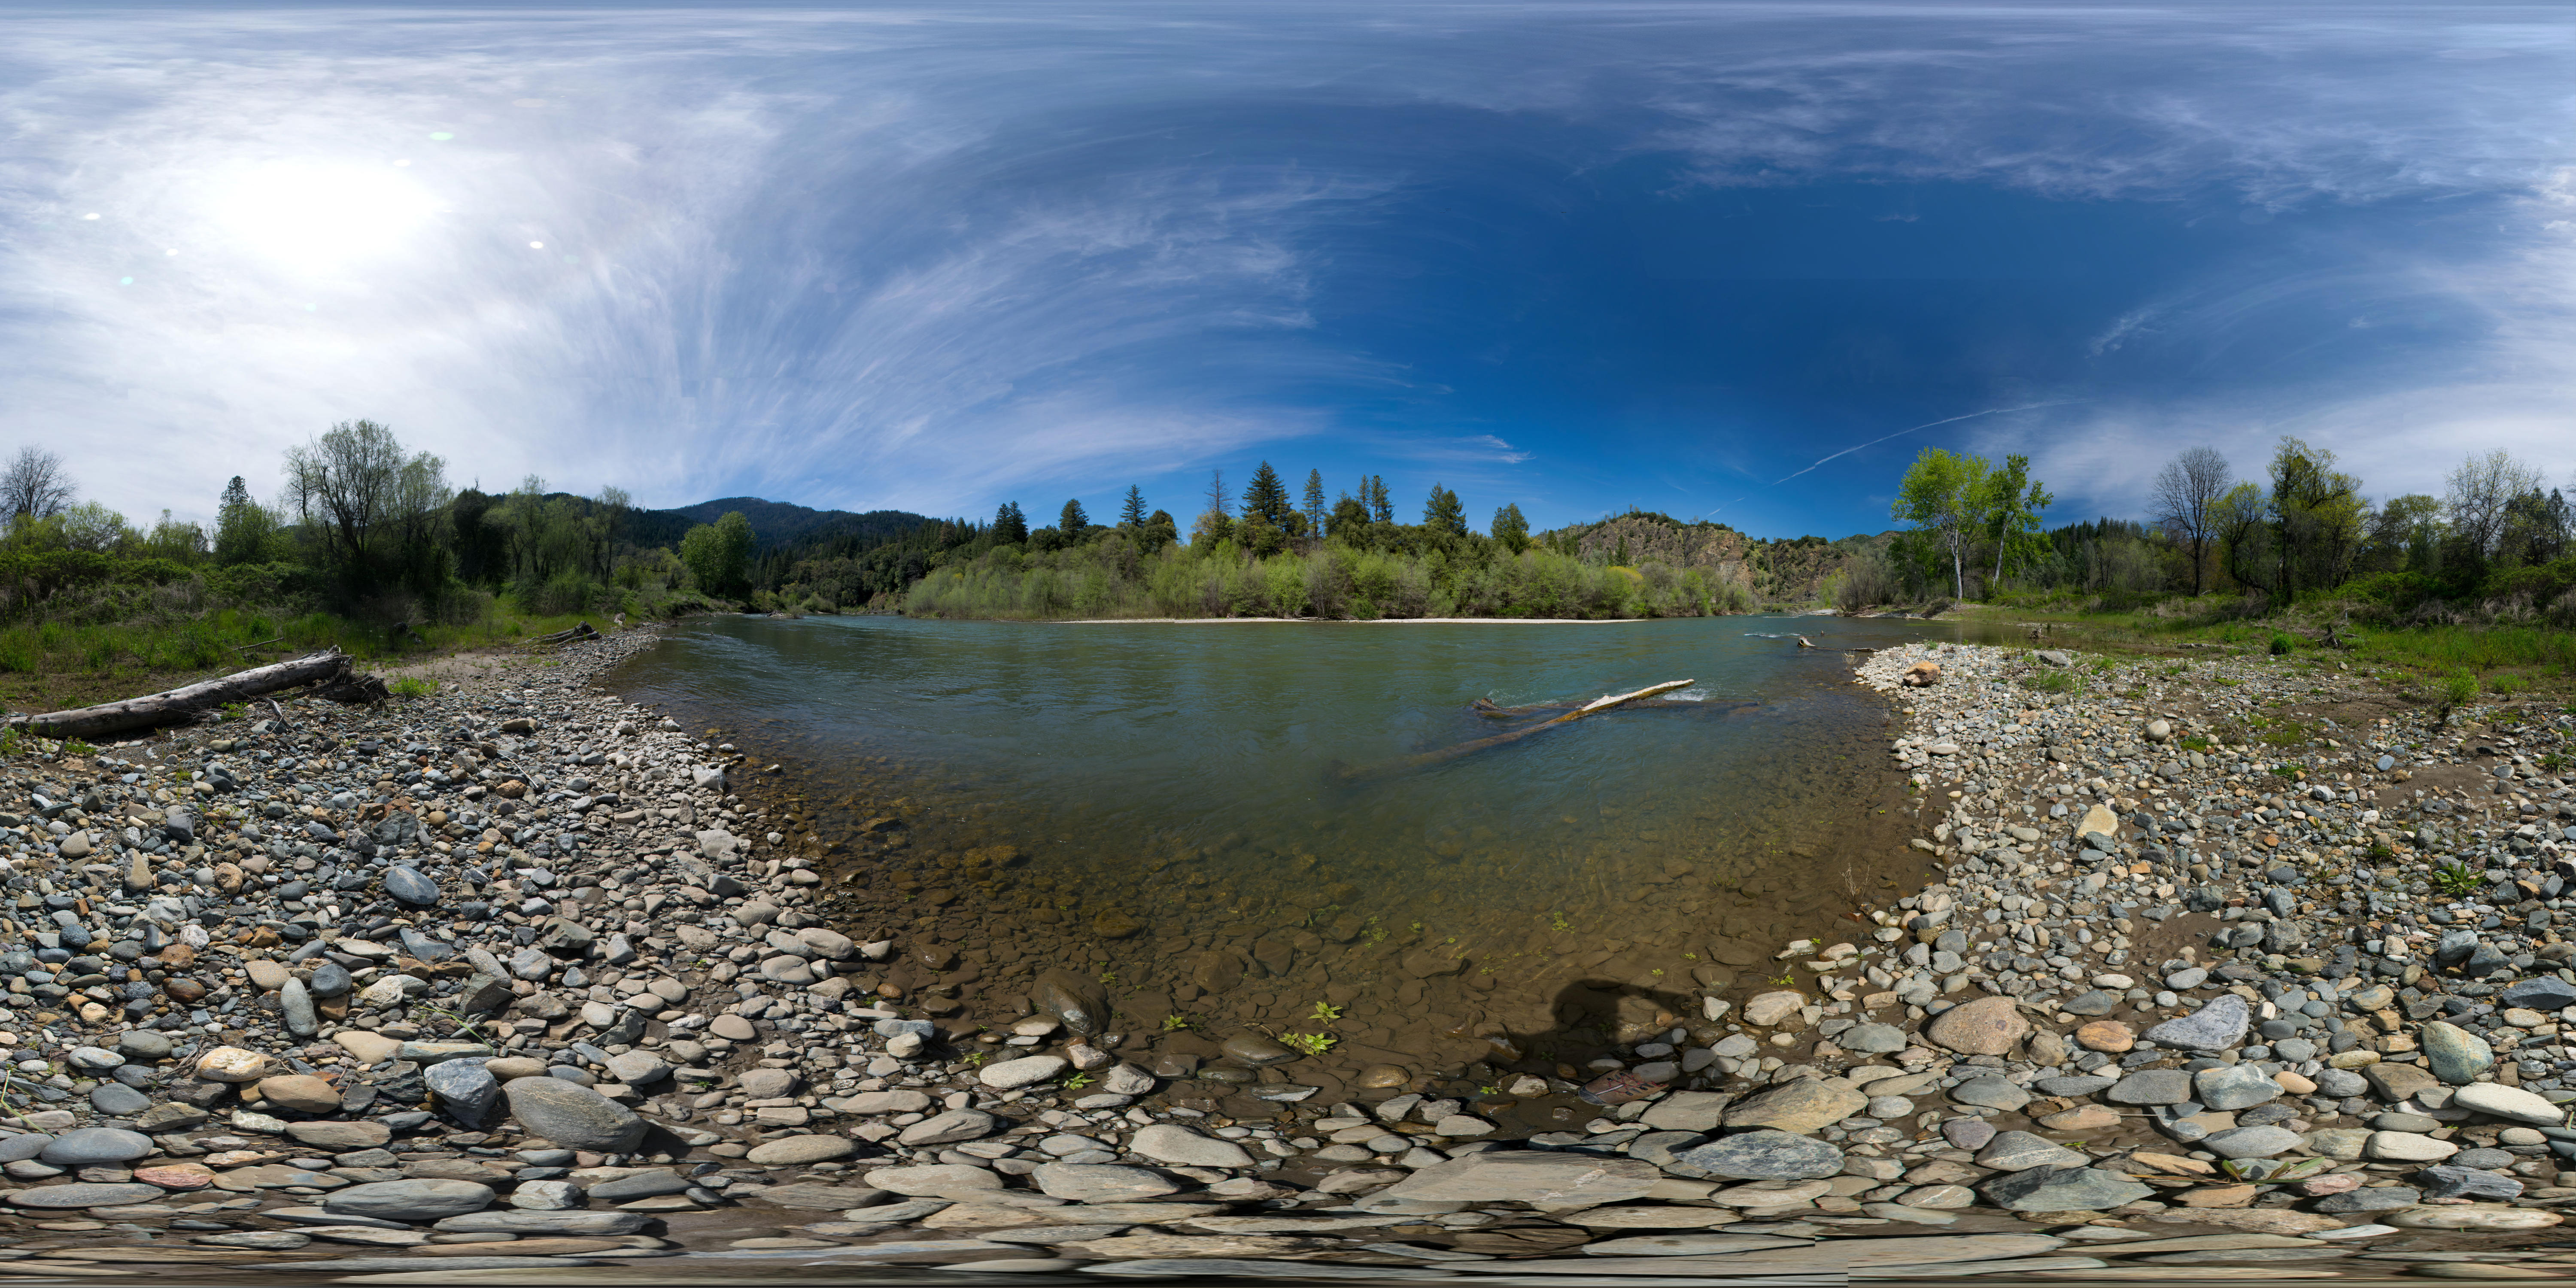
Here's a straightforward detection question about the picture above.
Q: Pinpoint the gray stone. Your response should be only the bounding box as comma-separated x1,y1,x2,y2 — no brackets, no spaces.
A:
2194,1063,2283,1112
424,1059,501,1127
1841,1024,1908,1054
115,1030,175,1061
2106,1069,2193,1106
383,866,439,906
1383,1150,1663,1203
1031,1163,1183,1202
2312,1069,2368,1099
1947,1076,2030,1112
2417,1165,2522,1201
309,960,352,998
255,1258,602,1274
605,1050,669,1085
2450,1082,2568,1127
978,1054,1068,1089
587,1172,695,1201
2314,1185,2420,1213
4,1182,164,1208
501,1074,645,1151
1671,1130,1846,1181
1973,1131,2087,1172
38,1127,152,1166
2501,977,2576,1012
2202,1125,2304,1159
2141,994,2249,1051
1978,1167,2152,1212
279,977,317,1038
2060,990,2120,1017
0,1135,50,1163
1129,1124,1255,1169
322,1179,496,1220
88,1083,150,1116
2033,1075,2116,1098
1726,1078,1869,1131
2421,1021,2496,1085
433,1210,650,1236
744,1135,858,1166
1638,1091,1732,1132
897,1108,997,1147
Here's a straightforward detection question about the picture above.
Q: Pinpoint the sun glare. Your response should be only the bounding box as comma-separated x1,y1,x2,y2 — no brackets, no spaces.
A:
208,163,439,269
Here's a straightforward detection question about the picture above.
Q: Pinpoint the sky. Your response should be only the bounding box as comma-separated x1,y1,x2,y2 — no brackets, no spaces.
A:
6,2,2576,541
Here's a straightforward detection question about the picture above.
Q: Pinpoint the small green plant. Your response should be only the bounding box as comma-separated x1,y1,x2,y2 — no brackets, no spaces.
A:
2025,669,2075,694
2430,860,2484,898
2268,764,2300,778
1097,969,1118,986
391,676,437,699
1547,911,1571,932
0,729,18,758
960,1051,989,1066
220,702,249,721
1063,1072,1094,1091
1160,1014,1194,1032
2490,673,2528,697
2268,633,2297,656
63,739,95,756
1279,1032,1337,1056
2443,671,2480,707
1769,972,1796,986
1308,1001,1343,1023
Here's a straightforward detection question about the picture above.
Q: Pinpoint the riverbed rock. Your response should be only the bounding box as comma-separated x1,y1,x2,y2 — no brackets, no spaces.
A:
979,1055,1068,1089
1673,1130,1845,1181
1032,1163,1183,1202
1924,996,2028,1055
323,1179,496,1221
1130,1124,1254,1169
38,1127,152,1166
1722,1078,1866,1133
747,1134,858,1165
2194,1063,2283,1112
501,1075,645,1151
2421,1022,2496,1084
1385,1150,1660,1203
2142,995,2249,1051
1979,1167,2152,1212
2450,1083,2567,1127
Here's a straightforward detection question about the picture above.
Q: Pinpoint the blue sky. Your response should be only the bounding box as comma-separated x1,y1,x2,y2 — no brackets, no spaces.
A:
8,3,2574,539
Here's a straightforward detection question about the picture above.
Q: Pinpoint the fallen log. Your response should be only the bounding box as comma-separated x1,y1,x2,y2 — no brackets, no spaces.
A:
4,648,356,740
1335,679,1695,783
1471,695,1752,720
526,621,599,647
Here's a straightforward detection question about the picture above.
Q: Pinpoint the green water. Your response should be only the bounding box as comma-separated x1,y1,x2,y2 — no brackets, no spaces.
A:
611,613,1968,1099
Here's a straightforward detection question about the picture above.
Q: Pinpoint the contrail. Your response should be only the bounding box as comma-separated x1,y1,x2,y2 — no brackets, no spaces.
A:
1769,401,2079,486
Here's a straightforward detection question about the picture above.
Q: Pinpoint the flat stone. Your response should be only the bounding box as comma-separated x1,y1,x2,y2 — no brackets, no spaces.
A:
322,1179,495,1220
2418,1165,2523,1202
2194,1064,2283,1112
1979,1166,2154,1212
2365,1063,2441,1103
1638,1091,1732,1132
745,1133,857,1166
1723,1078,1867,1132
383,866,440,906
2060,991,2121,1017
2305,1128,2372,1160
1384,1150,1661,1204
2366,1132,2460,1162
1742,991,1805,1026
2108,1069,2194,1106
501,1072,645,1151
249,1257,603,1273
2500,978,2576,1012
2314,1185,2421,1213
2038,1104,2121,1133
1974,1131,2088,1171
1948,1076,2030,1112
2075,1021,2135,1053
286,1121,393,1150
978,1055,1069,1090
2422,1021,2496,1085
2142,994,2249,1051
37,1128,152,1166
1129,1124,1255,1169
2034,1075,2117,1098
1579,1233,1814,1256
2384,1206,2565,1231
255,1073,340,1114
1925,996,2030,1055
6,1182,163,1208
432,1210,651,1236
1031,1163,1182,1202
2450,1082,2566,1127
334,1031,402,1065
899,1108,997,1147
1081,1259,1456,1280
1672,1130,1845,1181
1842,1023,1907,1054
863,1164,1009,1198
423,1059,501,1127
588,1172,694,1201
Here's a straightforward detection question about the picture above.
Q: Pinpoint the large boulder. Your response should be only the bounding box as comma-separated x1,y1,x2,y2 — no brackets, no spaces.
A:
500,1075,645,1152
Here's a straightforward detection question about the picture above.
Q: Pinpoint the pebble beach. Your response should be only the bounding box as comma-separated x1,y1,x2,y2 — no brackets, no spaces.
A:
0,625,2572,1282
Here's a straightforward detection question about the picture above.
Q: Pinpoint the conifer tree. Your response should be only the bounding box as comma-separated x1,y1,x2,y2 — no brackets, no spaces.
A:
993,501,1028,544
1301,469,1327,537
1060,497,1089,534
1424,483,1467,538
1241,461,1294,529
1367,475,1394,524
1119,485,1148,528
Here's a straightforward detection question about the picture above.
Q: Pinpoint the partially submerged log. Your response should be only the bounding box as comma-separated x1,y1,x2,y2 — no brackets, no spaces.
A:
6,648,360,740
1336,679,1695,783
1471,695,1750,720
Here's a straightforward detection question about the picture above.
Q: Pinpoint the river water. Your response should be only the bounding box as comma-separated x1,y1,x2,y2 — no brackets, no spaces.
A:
609,612,1973,1109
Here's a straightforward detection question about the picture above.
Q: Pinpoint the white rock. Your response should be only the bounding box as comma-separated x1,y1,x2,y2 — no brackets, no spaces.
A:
977,1056,1068,1090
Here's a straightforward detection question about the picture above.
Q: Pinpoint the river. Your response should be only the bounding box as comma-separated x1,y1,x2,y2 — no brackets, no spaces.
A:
609,611,1978,1113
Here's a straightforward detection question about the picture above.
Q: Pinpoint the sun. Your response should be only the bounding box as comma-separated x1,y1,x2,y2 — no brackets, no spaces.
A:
207,162,440,270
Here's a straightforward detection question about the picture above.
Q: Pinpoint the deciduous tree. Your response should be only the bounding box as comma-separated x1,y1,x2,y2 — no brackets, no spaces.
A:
2149,447,2229,595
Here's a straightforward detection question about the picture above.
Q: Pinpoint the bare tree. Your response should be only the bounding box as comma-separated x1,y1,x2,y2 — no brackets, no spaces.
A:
2444,450,2543,563
2149,446,2230,595
0,447,75,522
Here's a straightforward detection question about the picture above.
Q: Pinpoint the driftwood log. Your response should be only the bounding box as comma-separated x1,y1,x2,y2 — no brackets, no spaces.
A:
527,621,599,647
5,648,358,740
1335,679,1696,784
1471,696,1753,720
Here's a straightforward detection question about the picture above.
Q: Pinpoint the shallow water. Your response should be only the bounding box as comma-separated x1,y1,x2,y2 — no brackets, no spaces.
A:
611,613,1973,1098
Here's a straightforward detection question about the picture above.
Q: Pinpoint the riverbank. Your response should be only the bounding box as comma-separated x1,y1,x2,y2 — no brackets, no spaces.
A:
0,629,2566,1282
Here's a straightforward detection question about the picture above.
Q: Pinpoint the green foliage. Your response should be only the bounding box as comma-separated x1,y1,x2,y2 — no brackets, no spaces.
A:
1118,486,1148,530
2430,860,2484,897
1492,502,1529,554
1060,498,1089,534
1241,462,1295,531
679,511,756,599
2443,671,2481,707
1307,1001,1343,1023
391,676,437,699
1279,1032,1337,1056
1423,484,1467,539
2269,632,2297,655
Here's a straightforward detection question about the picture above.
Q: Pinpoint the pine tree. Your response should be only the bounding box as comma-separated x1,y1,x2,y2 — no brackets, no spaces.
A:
1492,502,1530,553
1367,475,1394,524
219,475,250,516
994,501,1028,544
1060,498,1090,534
1241,461,1294,529
1119,485,1148,528
1301,469,1327,538
1424,483,1467,538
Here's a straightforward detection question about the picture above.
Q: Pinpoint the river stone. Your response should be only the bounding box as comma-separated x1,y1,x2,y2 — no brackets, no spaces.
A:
90,1084,149,1116
2385,1206,2566,1231
1673,1130,1846,1181
2501,977,2576,1012
2315,1185,2421,1213
2418,1165,2523,1202
2203,1125,2303,1159
383,866,439,906
6,1183,164,1208
2367,1132,2461,1162
864,1165,1008,1198
745,1135,858,1165
1638,1091,1732,1132
194,1046,271,1082
2195,1063,2283,1112
1130,1124,1255,1169
2305,1128,2372,1160
38,1127,152,1166
2451,1082,2567,1127
1925,997,2029,1055
1948,1076,2031,1112
1382,1150,1662,1203
1980,1167,2153,1212
322,1179,495,1220
424,1059,501,1127
978,1055,1068,1090
1723,1078,1867,1132
2365,1063,2441,1103
501,1075,646,1151
1030,969,1110,1037
1032,1163,1183,1202
287,1120,394,1150
256,1074,343,1114
1742,991,1804,1027
278,976,318,1038
2421,1022,2497,1084
1974,1131,2087,1172
2142,994,2249,1051
898,1109,997,1147
1842,1024,1907,1054
587,1173,693,1201
2035,1075,2116,1098
433,1211,651,1236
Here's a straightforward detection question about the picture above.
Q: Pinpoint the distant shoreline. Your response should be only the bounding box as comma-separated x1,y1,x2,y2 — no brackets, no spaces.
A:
1051,615,1651,625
